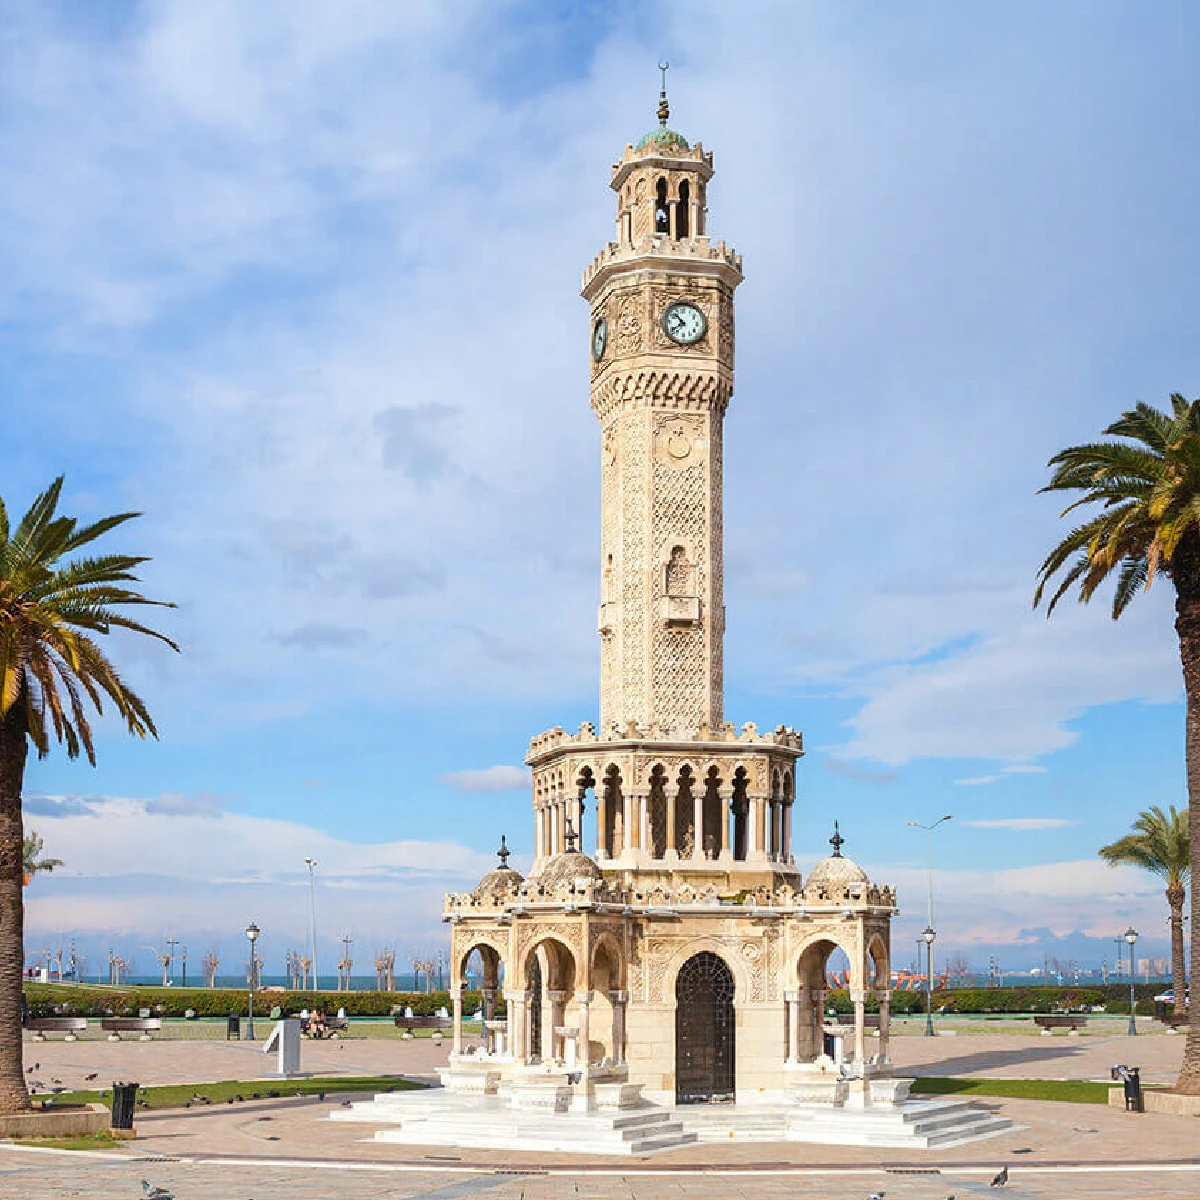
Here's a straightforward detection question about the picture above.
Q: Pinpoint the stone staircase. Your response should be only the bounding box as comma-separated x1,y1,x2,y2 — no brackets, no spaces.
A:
330,1091,697,1155
786,1097,1017,1148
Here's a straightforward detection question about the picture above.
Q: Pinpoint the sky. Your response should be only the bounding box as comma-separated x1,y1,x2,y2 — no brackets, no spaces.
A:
4,0,1198,981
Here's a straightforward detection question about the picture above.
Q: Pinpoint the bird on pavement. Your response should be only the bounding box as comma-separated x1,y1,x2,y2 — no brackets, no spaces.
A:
142,1182,174,1200
867,1192,886,1200
85,1073,98,1081
990,1166,1009,1187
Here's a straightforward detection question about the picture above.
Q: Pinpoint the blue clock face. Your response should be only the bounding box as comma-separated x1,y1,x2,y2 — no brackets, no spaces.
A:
662,301,706,345
592,316,608,361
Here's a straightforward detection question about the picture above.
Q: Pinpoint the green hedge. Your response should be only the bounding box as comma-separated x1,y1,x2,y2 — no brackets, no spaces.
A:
23,984,484,1020
825,984,1165,1016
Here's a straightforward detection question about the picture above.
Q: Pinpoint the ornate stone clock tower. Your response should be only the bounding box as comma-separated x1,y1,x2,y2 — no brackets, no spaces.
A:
582,89,739,734
434,78,897,1117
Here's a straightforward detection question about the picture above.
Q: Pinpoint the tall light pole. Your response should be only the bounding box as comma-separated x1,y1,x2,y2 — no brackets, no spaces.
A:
1124,926,1139,1036
244,921,260,1040
305,857,319,992
165,936,179,986
908,815,951,1037
908,815,953,929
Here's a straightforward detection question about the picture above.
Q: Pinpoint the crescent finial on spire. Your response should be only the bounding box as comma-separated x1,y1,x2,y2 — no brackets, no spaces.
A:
657,60,670,127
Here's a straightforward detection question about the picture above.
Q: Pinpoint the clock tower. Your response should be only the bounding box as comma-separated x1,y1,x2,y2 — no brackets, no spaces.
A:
582,79,741,734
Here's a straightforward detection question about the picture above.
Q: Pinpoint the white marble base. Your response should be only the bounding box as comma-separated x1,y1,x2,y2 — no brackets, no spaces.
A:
593,1082,645,1111
437,1065,500,1096
510,1081,572,1113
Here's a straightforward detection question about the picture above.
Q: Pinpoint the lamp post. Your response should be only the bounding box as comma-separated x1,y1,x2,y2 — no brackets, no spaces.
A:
305,857,319,993
920,925,937,1037
908,815,953,930
1124,926,1138,1036
244,922,260,1041
181,945,187,989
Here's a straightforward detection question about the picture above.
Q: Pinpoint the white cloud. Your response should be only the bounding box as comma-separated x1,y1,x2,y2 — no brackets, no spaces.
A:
439,765,532,793
962,818,1077,831
1003,765,1049,775
23,793,493,945
954,775,1002,787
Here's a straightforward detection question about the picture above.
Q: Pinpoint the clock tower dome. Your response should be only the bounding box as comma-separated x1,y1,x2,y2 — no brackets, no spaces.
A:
582,77,741,734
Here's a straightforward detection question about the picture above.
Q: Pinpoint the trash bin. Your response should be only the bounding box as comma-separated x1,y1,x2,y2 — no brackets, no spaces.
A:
226,1015,240,1040
111,1080,138,1130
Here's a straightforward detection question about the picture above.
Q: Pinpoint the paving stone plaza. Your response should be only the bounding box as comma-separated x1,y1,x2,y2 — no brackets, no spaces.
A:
3,1026,1199,1198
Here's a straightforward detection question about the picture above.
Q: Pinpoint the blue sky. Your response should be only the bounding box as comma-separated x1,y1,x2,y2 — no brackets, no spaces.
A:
5,0,1198,978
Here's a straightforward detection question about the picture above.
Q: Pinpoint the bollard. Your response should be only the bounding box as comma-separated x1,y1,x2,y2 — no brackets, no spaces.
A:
110,1080,138,1130
226,1014,241,1041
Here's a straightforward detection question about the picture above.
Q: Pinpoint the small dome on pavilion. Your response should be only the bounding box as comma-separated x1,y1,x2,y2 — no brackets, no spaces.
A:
804,821,870,889
636,126,689,151
473,835,524,902
539,851,604,891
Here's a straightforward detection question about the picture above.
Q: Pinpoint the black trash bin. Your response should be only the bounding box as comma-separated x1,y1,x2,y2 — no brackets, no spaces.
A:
111,1080,138,1130
226,1015,240,1040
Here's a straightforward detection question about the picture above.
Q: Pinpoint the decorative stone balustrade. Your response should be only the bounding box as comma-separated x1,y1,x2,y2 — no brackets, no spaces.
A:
527,720,802,761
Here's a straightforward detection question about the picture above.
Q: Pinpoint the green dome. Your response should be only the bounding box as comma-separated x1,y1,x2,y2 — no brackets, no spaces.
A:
636,126,689,151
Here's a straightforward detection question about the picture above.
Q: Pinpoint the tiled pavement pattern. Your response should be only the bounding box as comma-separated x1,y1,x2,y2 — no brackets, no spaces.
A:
1,1156,1199,1200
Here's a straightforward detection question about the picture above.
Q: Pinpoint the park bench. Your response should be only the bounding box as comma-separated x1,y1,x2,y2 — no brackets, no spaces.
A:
101,1017,163,1041
833,1013,881,1030
1033,1014,1087,1033
393,1015,454,1031
26,1016,87,1042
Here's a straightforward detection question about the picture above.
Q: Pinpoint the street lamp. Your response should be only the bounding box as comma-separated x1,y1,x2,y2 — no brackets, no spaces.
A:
305,857,319,993
1124,926,1139,1036
244,921,260,1041
920,925,938,1037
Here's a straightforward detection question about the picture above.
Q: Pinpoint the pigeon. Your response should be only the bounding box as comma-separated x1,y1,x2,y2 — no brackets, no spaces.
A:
25,1067,32,1075
85,1073,98,1081
867,1192,886,1200
142,1183,174,1200
191,1094,210,1105
990,1166,1008,1188
50,1077,62,1085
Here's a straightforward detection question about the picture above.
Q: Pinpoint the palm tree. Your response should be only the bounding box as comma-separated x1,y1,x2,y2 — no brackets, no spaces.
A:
0,478,176,1113
1099,806,1190,1015
21,832,62,884
1036,394,1200,1093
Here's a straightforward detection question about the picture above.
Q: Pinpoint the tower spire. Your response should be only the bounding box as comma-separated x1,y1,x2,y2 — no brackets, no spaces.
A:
657,60,670,127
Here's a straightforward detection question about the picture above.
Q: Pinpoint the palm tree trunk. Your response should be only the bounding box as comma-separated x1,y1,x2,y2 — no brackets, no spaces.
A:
0,701,30,1113
1167,881,1187,1019
1174,593,1200,1093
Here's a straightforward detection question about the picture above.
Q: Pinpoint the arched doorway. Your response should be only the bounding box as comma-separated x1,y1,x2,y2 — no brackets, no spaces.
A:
675,952,735,1103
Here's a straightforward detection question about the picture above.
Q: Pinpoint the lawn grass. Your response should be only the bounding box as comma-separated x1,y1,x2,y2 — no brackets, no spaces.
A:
36,1074,422,1112
910,1076,1111,1104
12,1130,126,1152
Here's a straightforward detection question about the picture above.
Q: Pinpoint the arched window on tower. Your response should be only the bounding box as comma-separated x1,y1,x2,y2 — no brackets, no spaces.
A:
677,179,690,239
655,178,669,234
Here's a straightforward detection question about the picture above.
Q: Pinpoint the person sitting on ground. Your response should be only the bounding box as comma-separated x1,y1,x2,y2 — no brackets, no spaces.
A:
308,1007,329,1038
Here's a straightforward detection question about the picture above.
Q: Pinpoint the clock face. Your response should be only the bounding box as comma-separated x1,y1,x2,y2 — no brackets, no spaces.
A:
662,301,707,345
592,316,608,361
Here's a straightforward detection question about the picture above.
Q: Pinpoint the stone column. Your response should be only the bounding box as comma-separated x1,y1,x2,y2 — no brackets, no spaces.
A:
692,787,704,860
798,985,812,1060
622,790,634,858
668,199,679,239
576,990,592,1072
596,789,608,858
719,786,733,858
689,199,701,239
636,791,649,854
750,793,768,860
506,990,527,1062
451,992,463,1057
877,990,891,1066
547,990,567,1064
851,990,867,1067
610,989,627,1065
482,986,497,1055
782,802,793,863
665,782,677,855
784,989,801,1063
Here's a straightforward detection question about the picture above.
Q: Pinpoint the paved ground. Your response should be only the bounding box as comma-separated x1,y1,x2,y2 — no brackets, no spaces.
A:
5,1027,1196,1199
19,1022,1185,1092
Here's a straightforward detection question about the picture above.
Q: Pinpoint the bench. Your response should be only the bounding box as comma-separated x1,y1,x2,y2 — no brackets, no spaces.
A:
393,1015,454,1030
833,1013,881,1029
100,1017,163,1041
26,1017,87,1042
1033,1014,1087,1033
